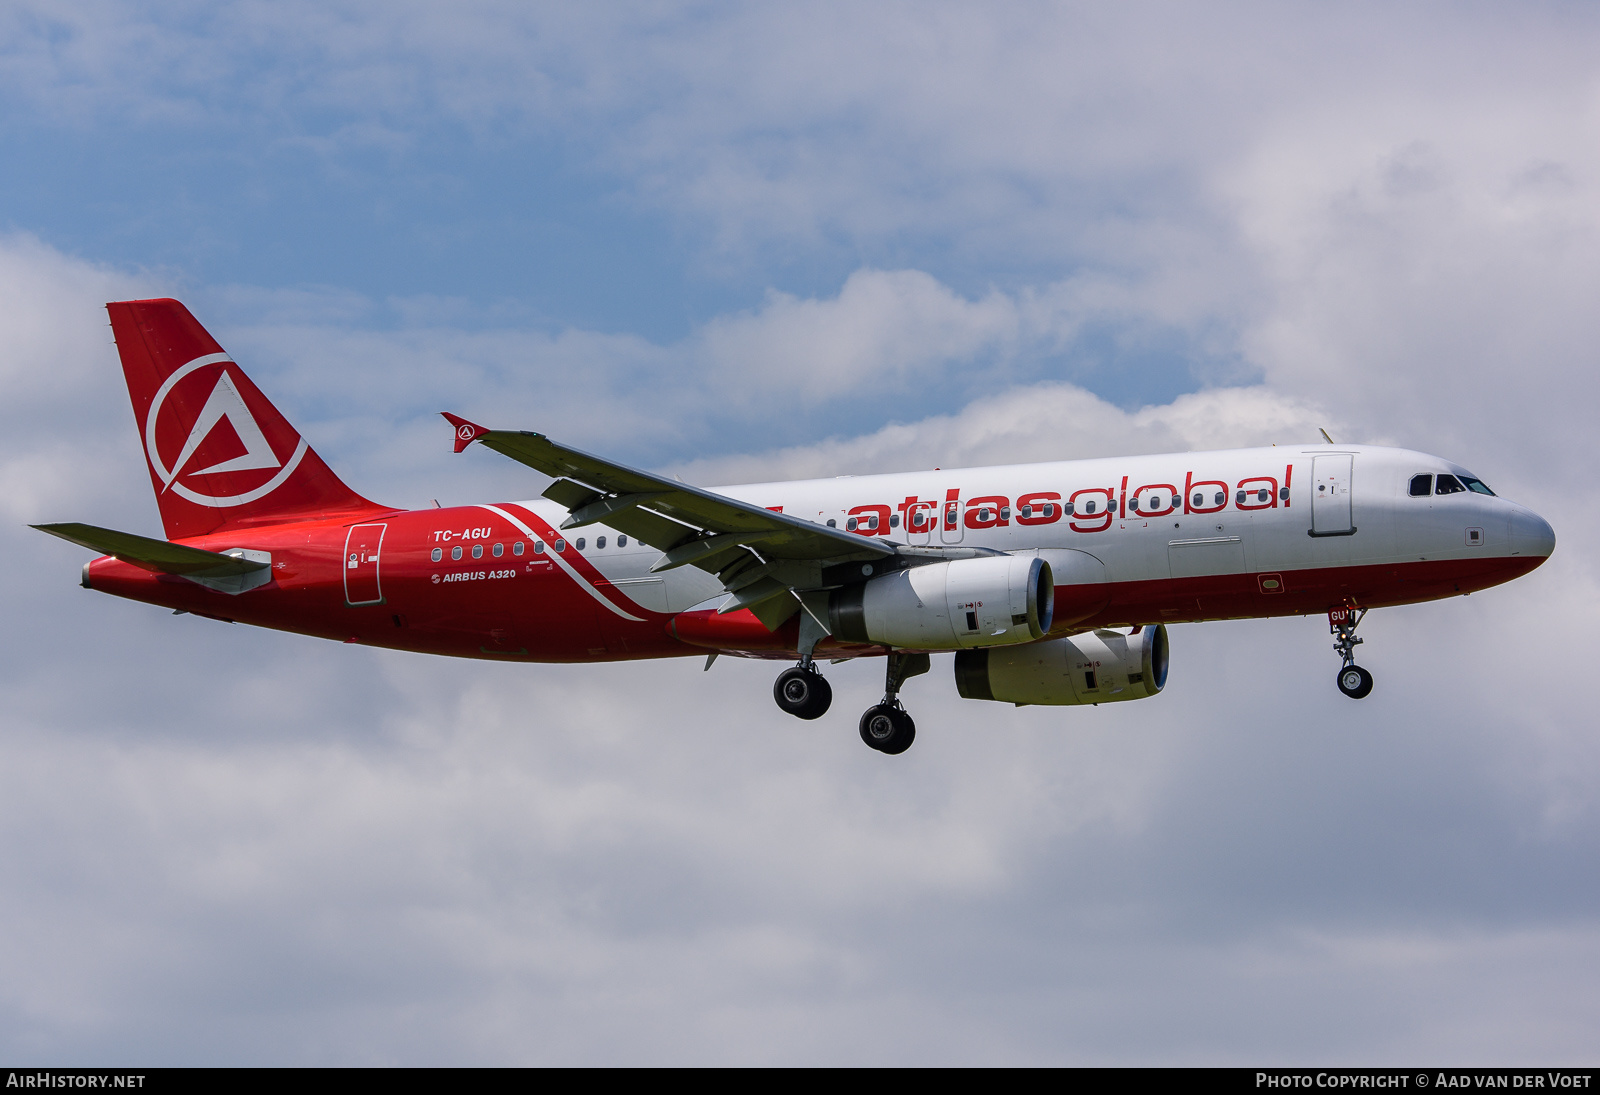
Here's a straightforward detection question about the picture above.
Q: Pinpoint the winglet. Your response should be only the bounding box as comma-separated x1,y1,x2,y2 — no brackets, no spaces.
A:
441,412,491,454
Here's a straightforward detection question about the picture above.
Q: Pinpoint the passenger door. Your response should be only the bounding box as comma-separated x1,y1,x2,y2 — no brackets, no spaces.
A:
343,523,387,605
906,502,935,546
940,497,964,543
1310,455,1355,536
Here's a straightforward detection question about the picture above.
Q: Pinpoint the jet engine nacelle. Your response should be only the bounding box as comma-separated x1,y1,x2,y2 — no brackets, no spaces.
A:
829,555,1053,650
954,624,1169,705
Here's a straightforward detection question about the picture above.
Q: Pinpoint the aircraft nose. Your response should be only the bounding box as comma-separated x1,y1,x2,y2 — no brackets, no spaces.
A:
1509,507,1556,560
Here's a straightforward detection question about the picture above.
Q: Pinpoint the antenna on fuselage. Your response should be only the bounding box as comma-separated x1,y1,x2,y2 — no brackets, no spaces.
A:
1318,428,1335,444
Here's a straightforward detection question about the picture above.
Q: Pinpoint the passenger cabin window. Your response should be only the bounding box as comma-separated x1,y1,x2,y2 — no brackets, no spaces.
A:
492,543,503,557
576,537,586,550
451,546,462,561
513,541,524,556
597,536,606,549
1461,476,1495,496
472,544,483,559
533,541,545,554
1409,474,1433,496
430,547,442,562
1435,474,1466,495
618,535,628,546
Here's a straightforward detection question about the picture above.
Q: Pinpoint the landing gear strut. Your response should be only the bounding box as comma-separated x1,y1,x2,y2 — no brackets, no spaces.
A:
1330,606,1374,699
859,651,929,754
774,600,836,720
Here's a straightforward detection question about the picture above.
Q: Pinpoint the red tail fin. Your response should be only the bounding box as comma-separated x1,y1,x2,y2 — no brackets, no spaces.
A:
108,298,387,540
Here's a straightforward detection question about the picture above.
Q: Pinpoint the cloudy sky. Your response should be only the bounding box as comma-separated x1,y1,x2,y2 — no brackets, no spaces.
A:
2,1,1598,1065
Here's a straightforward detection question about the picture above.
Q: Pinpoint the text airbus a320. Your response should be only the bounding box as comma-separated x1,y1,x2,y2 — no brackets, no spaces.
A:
35,299,1556,755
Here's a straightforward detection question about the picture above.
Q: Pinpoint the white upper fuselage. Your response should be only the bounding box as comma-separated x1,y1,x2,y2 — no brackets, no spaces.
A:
514,444,1555,619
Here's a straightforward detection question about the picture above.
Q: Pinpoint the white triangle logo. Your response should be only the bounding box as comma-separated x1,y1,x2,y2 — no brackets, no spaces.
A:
159,371,282,490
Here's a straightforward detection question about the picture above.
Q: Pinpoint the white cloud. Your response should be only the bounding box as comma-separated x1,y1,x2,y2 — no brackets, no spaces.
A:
0,234,156,529
671,382,1332,486
2,233,1596,1062
699,270,1021,400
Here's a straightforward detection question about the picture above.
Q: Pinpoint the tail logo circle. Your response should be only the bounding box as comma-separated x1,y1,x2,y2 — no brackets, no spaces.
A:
144,353,309,508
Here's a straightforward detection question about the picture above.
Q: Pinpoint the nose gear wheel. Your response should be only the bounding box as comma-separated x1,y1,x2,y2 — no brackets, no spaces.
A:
1337,664,1374,699
1329,607,1374,700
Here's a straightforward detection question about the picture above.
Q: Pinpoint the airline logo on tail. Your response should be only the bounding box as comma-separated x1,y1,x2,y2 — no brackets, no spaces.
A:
144,352,309,508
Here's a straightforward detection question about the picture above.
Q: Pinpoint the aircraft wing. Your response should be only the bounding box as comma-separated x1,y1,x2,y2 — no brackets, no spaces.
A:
443,413,894,629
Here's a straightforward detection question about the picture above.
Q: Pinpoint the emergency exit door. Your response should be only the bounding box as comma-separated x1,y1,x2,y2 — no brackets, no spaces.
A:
940,495,964,543
1309,455,1355,536
343,523,387,605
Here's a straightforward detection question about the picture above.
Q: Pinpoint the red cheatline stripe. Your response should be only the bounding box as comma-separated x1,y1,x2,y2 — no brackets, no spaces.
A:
481,503,669,622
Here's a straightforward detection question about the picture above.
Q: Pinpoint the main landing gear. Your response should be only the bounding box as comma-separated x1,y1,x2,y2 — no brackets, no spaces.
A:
773,665,832,720
774,603,835,719
771,649,930,754
858,652,930,755
1330,606,1374,699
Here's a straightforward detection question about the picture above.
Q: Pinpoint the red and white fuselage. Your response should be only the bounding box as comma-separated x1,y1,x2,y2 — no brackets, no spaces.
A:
44,298,1552,752
85,444,1554,662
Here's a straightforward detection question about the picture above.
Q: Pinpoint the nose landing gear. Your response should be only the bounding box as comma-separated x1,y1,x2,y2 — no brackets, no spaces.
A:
859,651,930,754
1330,606,1374,699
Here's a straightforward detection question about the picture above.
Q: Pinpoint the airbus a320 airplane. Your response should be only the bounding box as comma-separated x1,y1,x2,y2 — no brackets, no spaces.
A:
36,300,1555,754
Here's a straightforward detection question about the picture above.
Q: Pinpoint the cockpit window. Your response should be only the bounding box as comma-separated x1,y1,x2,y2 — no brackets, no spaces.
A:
1409,474,1433,497
1435,474,1466,495
1460,476,1495,496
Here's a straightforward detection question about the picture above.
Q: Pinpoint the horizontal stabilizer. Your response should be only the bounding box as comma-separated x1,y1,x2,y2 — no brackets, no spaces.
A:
33,522,272,594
